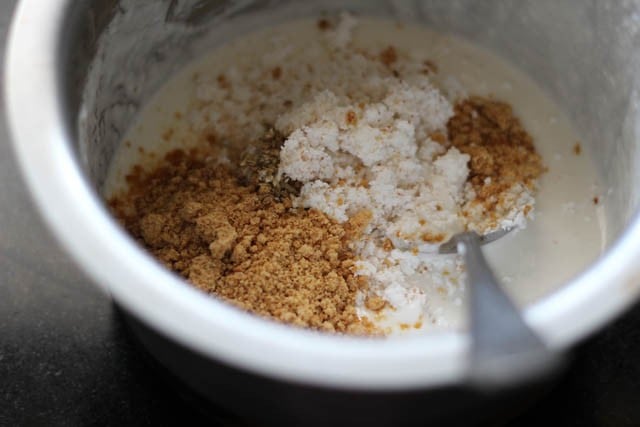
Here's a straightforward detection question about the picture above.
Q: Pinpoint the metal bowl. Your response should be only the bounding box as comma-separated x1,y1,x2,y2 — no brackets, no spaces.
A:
5,0,640,422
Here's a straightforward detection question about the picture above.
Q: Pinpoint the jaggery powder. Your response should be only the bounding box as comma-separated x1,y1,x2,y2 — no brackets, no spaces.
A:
109,148,376,334
448,97,545,214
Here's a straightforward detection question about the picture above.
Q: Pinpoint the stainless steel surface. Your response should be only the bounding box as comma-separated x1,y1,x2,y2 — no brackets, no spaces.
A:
6,0,640,391
449,232,560,388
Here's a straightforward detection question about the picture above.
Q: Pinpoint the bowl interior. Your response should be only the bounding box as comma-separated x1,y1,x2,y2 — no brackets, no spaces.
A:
58,0,640,324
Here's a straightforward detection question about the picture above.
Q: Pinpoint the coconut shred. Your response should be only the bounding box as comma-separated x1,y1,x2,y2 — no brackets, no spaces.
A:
105,14,604,335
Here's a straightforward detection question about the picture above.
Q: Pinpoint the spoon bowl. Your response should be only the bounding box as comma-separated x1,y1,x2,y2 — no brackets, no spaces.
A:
438,227,515,255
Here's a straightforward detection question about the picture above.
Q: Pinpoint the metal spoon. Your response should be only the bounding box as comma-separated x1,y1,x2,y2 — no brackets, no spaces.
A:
440,229,562,388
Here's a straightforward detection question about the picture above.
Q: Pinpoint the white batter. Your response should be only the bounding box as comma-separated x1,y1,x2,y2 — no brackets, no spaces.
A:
105,16,605,335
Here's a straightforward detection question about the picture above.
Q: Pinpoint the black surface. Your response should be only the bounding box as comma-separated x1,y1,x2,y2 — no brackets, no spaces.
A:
2,1,640,425
3,292,640,426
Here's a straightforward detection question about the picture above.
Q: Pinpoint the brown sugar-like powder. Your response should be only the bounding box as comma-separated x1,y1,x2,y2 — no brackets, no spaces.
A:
447,97,545,224
109,149,376,334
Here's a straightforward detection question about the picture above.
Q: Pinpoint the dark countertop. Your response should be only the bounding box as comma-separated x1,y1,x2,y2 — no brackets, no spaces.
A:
2,2,640,426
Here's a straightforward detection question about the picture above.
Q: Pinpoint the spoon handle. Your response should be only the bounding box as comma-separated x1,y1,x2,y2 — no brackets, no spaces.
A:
455,232,562,388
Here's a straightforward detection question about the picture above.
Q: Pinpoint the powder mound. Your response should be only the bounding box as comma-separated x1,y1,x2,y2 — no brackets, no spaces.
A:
448,97,545,232
111,13,546,334
109,149,377,335
269,32,544,327
276,80,463,251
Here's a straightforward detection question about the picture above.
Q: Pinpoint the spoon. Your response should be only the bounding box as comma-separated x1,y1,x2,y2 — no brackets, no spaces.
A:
439,229,562,388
